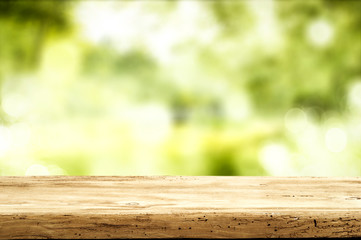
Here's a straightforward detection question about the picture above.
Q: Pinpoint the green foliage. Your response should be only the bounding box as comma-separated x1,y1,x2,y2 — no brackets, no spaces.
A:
0,1,71,71
0,0,360,176
210,1,255,36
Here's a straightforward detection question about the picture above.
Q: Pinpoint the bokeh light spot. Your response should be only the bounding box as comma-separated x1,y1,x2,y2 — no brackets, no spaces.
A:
259,143,292,176
284,108,308,133
2,93,30,118
348,79,361,112
325,128,347,153
0,126,12,157
25,164,50,176
307,19,334,47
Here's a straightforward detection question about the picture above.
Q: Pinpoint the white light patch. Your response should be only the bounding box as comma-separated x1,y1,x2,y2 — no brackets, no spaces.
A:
0,126,12,156
348,80,361,112
2,93,30,118
39,40,79,84
75,0,215,63
325,128,347,153
259,143,293,176
307,19,334,47
284,108,308,133
145,1,206,64
128,103,172,144
48,165,67,175
224,92,251,122
9,123,31,151
247,0,283,51
147,27,178,64
75,2,122,44
25,164,50,176
75,1,148,52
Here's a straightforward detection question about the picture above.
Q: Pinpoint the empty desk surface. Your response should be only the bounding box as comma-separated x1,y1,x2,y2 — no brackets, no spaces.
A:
0,176,360,238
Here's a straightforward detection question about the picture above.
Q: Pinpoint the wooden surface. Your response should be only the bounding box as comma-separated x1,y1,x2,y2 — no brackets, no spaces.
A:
0,176,360,239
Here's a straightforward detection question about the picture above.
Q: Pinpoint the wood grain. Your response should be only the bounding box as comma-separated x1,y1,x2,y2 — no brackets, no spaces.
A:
0,176,360,238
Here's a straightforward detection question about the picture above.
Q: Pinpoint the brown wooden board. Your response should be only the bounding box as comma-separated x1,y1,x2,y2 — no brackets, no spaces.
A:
0,176,360,238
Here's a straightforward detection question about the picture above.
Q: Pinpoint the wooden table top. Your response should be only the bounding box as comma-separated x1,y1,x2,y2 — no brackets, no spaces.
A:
0,176,360,238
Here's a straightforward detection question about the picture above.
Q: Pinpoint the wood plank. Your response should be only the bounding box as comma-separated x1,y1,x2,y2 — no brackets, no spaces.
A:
0,176,360,238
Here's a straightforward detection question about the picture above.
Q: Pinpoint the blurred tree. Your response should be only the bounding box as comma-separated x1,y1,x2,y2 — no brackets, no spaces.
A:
0,0,72,121
210,1,254,36
272,0,361,118
0,0,360,176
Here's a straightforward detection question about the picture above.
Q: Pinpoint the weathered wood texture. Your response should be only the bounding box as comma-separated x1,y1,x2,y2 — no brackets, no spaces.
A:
0,176,360,239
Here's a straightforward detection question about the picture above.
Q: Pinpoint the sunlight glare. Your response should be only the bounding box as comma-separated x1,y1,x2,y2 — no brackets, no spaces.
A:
128,103,172,145
0,126,12,157
307,19,334,47
325,128,347,153
284,108,308,133
348,79,361,112
259,143,293,176
25,164,50,176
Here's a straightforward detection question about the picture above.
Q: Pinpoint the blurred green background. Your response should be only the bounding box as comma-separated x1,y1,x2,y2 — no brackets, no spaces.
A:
0,0,360,176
